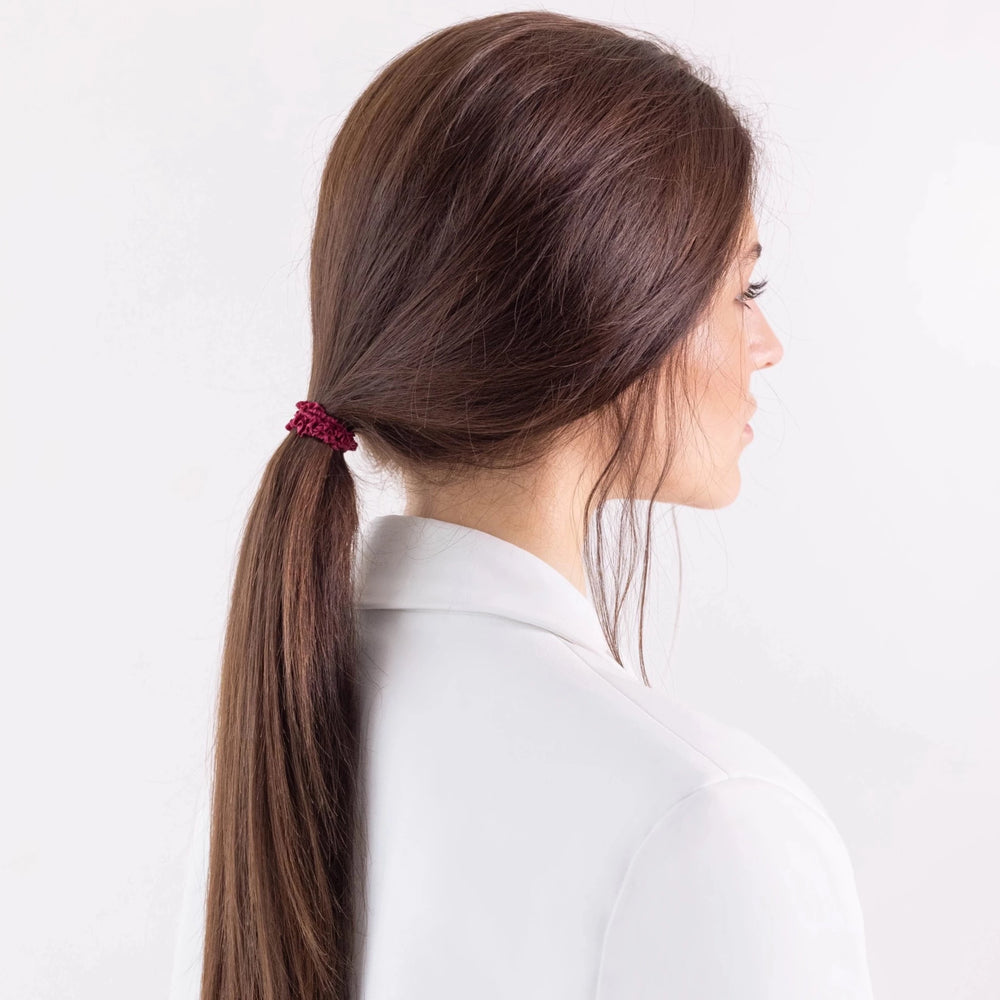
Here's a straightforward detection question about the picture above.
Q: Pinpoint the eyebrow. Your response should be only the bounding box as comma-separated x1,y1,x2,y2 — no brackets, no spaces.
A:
742,241,763,263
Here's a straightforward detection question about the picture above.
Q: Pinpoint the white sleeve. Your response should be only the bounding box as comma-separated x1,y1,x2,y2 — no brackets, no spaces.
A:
595,776,875,1000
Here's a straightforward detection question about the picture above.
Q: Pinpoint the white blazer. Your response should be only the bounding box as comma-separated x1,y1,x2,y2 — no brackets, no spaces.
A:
170,513,875,999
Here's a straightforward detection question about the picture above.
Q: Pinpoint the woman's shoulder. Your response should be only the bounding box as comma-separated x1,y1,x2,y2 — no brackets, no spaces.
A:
362,606,833,849
563,640,836,829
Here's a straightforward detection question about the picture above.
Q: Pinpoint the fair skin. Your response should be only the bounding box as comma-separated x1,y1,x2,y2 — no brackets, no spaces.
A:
403,220,784,597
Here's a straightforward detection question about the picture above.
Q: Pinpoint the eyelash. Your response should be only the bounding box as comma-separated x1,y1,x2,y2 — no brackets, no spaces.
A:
740,278,768,307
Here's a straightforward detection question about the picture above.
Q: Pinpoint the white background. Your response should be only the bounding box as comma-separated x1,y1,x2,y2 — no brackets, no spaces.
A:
3,2,998,997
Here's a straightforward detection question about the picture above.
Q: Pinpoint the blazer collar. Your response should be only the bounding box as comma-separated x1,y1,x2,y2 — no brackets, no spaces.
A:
356,514,613,662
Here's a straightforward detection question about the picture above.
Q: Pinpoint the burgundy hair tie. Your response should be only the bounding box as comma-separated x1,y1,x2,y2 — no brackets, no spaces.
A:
285,400,358,452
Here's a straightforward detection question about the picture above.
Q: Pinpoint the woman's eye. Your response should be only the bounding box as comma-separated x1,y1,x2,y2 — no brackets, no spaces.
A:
739,278,768,308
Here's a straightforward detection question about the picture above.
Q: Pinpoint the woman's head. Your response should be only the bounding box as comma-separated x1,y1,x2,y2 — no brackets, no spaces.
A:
311,10,777,655
203,12,781,1000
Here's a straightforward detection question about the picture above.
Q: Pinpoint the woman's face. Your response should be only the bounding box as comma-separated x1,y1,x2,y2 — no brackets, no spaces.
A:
653,220,784,508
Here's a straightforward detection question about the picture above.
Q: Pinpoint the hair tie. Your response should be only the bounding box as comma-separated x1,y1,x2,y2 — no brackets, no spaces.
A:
285,400,358,452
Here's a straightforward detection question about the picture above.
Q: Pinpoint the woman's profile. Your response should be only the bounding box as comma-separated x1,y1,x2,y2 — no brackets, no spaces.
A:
172,10,875,999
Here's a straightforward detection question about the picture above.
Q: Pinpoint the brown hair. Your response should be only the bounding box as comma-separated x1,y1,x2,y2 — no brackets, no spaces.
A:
201,10,763,999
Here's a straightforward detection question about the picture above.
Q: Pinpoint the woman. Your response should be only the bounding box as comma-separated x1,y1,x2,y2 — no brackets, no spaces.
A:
175,10,875,999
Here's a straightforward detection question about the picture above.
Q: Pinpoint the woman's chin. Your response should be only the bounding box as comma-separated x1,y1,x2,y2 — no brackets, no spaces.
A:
654,466,741,509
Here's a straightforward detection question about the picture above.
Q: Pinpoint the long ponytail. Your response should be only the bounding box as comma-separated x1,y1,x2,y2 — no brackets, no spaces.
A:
200,434,367,999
